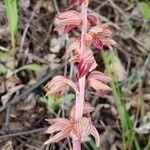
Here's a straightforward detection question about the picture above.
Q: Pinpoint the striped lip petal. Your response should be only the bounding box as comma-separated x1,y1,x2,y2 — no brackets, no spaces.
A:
45,118,72,134
77,59,94,78
66,39,80,58
87,71,111,96
87,23,116,48
54,10,81,33
101,38,117,45
87,13,99,26
59,18,81,26
57,10,80,19
90,126,100,147
71,117,100,147
77,49,97,78
44,118,73,145
45,75,79,96
92,37,103,49
64,25,77,33
88,71,111,84
44,117,100,147
54,18,81,33
45,118,71,124
44,126,72,145
88,78,111,91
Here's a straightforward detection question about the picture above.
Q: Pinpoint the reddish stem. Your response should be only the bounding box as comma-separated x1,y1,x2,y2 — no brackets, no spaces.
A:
73,2,88,150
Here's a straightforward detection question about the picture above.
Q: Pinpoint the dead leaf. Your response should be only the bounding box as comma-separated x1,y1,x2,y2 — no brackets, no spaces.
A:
17,93,37,111
100,128,116,150
135,122,150,134
50,37,65,53
1,140,14,150
1,85,24,106
19,0,30,11
110,56,127,81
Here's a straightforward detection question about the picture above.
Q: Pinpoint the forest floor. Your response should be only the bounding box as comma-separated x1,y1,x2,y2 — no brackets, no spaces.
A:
0,0,150,149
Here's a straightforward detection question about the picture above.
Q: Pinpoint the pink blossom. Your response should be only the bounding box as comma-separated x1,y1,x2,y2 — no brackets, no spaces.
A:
87,71,111,97
85,24,117,49
45,75,79,96
54,10,82,33
44,117,100,147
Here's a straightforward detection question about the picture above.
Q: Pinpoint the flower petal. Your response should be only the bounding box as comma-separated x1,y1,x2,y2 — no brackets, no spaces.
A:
46,123,65,134
87,14,99,26
45,118,71,124
88,71,111,84
44,127,72,145
77,49,97,78
57,10,79,19
64,25,77,33
46,75,79,96
90,126,100,147
92,37,103,49
66,39,80,58
101,38,117,45
88,78,111,91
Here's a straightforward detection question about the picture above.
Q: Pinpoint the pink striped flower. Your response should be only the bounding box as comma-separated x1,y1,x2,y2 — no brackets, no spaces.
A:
76,49,97,78
45,75,79,96
66,40,97,78
54,10,82,33
87,71,111,97
87,13,100,26
44,117,100,147
85,24,116,49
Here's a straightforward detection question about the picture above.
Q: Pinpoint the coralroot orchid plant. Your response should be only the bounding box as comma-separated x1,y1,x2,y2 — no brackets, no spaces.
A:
44,0,116,149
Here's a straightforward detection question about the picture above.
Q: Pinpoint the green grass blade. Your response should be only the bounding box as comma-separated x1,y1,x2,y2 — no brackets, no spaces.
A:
5,0,18,55
16,64,42,73
100,50,140,150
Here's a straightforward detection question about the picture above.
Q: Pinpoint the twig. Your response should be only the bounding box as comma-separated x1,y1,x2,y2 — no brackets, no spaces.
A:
20,0,42,51
0,64,65,112
3,105,11,133
0,127,46,140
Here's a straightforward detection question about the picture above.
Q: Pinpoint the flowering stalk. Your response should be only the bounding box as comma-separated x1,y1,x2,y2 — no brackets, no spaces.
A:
44,0,116,149
73,2,88,150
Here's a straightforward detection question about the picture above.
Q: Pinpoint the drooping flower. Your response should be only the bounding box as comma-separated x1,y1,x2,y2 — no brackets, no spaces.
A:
87,71,111,97
87,13,100,26
76,49,97,78
65,39,81,58
85,24,116,49
66,40,97,78
44,117,100,147
54,10,82,33
45,75,79,96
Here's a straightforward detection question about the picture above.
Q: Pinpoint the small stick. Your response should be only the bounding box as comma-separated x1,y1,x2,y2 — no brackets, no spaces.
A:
3,105,11,133
0,127,46,140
